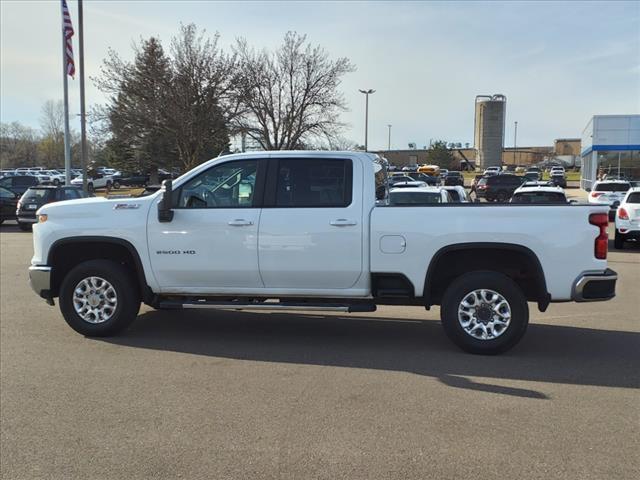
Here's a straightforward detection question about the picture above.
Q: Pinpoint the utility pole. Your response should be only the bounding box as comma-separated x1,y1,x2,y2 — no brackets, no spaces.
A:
78,0,88,193
513,121,518,165
387,124,392,150
359,89,375,151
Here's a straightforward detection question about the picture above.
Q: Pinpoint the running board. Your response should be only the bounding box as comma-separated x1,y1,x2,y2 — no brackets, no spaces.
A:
157,300,376,313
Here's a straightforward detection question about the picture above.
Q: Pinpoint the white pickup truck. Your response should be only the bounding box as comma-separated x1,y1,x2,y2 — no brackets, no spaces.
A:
28,151,617,354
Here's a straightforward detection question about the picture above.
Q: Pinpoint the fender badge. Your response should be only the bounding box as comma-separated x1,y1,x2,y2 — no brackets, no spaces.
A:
114,203,140,210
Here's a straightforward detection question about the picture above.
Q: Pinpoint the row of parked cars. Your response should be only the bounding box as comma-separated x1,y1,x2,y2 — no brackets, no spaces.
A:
1,166,179,192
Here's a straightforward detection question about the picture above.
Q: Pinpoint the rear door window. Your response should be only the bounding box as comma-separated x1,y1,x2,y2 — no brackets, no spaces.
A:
272,158,352,208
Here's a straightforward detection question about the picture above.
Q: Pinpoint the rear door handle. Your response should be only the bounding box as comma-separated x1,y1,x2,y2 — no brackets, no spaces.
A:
228,219,253,226
330,219,357,227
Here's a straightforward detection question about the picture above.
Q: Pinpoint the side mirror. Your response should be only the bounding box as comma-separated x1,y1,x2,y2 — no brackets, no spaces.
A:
612,200,620,208
158,179,174,223
569,199,578,204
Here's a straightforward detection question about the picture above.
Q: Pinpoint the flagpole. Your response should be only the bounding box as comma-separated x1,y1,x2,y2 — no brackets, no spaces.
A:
61,0,72,185
78,0,88,193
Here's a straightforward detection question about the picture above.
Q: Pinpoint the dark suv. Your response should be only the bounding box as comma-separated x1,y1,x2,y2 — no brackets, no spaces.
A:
475,174,524,202
17,185,87,231
0,175,39,196
444,171,464,186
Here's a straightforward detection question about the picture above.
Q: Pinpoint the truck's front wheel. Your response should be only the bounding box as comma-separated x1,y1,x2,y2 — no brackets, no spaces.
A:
440,271,528,355
59,260,140,337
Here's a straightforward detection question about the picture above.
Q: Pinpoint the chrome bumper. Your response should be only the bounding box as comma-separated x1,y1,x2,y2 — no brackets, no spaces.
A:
29,265,53,303
572,268,617,302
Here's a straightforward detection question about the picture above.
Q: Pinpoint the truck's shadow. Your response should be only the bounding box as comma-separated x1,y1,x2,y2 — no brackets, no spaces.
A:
100,310,639,400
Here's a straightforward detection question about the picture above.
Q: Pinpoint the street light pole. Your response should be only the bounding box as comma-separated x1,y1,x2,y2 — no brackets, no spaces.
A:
513,121,518,165
387,124,392,150
359,89,375,151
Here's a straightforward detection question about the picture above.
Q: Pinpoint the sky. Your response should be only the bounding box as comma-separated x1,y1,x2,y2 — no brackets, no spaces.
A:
1,0,639,151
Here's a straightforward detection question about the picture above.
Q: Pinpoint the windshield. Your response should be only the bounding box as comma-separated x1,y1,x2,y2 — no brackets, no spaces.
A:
389,191,441,205
595,182,631,192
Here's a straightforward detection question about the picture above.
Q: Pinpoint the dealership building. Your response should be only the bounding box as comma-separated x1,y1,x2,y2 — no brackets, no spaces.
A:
580,115,640,190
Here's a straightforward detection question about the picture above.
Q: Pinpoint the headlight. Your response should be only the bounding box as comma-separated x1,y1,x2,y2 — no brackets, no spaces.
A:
38,214,48,223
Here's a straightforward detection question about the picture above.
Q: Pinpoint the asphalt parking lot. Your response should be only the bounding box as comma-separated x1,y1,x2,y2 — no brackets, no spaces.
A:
1,198,639,479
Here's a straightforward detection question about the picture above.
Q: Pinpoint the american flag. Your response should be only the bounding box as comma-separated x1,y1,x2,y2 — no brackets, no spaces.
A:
62,0,75,78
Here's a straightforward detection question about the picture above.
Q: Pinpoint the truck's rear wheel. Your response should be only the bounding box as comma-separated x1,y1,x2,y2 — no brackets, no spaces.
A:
440,271,528,355
59,259,140,337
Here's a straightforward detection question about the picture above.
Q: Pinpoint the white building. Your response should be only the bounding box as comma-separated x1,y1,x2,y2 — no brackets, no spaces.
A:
581,115,640,190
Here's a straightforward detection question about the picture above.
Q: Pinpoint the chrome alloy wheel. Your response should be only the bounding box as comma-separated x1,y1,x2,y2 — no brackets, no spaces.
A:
72,276,118,324
457,289,511,340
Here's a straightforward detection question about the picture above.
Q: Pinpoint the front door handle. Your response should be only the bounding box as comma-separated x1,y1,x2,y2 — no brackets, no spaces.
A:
330,219,357,227
228,219,253,226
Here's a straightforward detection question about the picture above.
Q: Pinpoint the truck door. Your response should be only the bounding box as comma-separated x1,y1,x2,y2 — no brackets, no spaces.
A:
147,159,265,290
258,157,363,290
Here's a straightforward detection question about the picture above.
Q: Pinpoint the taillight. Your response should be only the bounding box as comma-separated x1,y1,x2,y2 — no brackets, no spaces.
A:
618,208,629,220
589,213,608,260
590,191,603,198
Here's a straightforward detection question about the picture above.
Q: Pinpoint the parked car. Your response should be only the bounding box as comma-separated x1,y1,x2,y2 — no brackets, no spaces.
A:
549,172,567,188
0,186,19,224
526,166,542,174
483,166,501,176
442,185,470,202
550,166,565,175
389,186,451,205
444,171,464,186
16,185,88,231
0,175,39,196
510,185,569,204
28,151,617,355
116,171,150,187
614,187,640,249
41,170,66,185
71,173,119,191
588,180,632,220
524,172,541,182
475,174,524,202
417,164,440,176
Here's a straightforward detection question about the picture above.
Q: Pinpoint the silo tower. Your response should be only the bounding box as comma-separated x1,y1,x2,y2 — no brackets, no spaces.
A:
474,94,506,169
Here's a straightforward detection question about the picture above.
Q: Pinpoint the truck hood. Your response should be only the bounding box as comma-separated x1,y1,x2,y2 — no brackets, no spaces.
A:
37,195,155,217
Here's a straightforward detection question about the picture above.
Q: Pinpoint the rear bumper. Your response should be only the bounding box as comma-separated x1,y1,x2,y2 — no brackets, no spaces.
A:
572,268,617,302
29,265,53,302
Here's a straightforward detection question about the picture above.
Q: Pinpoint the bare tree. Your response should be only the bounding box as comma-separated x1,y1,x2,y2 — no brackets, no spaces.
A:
38,100,66,167
164,24,245,170
234,32,355,150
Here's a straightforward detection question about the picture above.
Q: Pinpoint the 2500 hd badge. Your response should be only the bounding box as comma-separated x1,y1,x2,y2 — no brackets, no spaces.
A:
156,250,196,255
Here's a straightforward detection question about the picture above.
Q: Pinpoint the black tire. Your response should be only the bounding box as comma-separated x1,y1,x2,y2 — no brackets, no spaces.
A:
59,259,140,337
53,178,60,186
496,190,508,202
18,222,32,232
87,183,94,194
614,230,625,249
112,180,121,189
440,271,529,355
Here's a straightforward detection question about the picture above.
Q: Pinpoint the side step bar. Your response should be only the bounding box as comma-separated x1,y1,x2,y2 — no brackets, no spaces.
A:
157,299,377,313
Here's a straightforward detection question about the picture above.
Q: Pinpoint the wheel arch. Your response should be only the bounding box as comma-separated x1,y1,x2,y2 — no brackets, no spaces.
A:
47,236,152,302
423,242,550,311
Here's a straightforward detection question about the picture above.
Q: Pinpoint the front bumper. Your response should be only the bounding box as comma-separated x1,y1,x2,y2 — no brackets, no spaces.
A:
29,265,53,303
572,268,617,302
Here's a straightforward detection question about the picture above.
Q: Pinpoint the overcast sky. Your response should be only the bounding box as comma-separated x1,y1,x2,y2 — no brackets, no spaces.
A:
1,0,638,150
